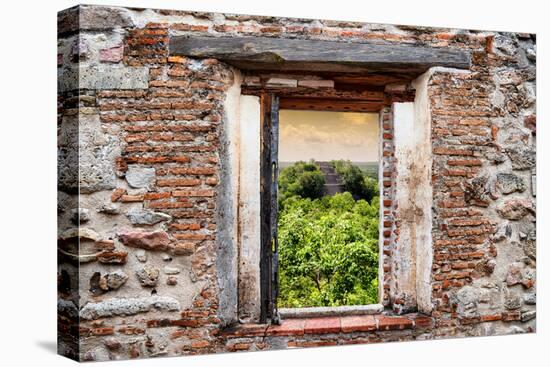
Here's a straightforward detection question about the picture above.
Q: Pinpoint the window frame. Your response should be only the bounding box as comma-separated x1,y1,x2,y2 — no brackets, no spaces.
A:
259,94,386,323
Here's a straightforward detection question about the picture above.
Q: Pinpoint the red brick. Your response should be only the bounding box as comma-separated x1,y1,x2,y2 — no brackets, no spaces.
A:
173,233,208,240
148,201,194,209
111,188,126,202
433,147,474,156
120,194,144,202
117,326,145,335
220,323,268,337
172,189,215,197
168,167,216,175
144,192,171,200
191,340,211,348
304,317,341,334
157,178,201,187
267,319,306,336
227,343,252,351
376,316,413,330
169,223,201,231
411,315,434,329
481,314,502,322
340,315,377,332
90,327,114,336
170,242,195,255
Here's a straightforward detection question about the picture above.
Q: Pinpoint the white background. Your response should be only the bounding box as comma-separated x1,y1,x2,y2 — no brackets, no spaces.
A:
0,0,547,365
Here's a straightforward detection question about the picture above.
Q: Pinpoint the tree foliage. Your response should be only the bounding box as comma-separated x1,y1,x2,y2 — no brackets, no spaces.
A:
278,161,325,207
332,160,379,203
277,161,379,308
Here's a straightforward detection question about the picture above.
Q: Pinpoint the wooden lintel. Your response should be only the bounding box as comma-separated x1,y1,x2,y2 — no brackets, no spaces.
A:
241,86,385,102
170,36,471,74
279,98,383,113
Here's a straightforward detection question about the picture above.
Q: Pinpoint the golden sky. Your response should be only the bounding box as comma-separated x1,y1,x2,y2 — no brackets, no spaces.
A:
279,110,379,162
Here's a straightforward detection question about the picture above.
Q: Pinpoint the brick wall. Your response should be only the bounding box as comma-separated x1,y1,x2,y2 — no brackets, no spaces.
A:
57,5,536,362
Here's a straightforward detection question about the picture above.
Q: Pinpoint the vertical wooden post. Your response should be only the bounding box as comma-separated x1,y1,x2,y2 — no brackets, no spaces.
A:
259,93,280,324
270,95,280,324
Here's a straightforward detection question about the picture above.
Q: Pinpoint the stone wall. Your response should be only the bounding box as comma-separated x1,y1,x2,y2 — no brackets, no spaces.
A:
57,5,536,362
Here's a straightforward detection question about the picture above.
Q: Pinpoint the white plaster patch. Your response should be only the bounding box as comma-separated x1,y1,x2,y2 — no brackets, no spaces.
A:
238,95,262,322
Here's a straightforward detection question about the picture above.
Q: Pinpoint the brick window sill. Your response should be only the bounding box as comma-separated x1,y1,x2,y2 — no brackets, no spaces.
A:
221,313,434,338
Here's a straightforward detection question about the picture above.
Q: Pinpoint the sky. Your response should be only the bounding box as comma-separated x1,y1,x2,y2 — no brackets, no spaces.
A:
279,110,379,162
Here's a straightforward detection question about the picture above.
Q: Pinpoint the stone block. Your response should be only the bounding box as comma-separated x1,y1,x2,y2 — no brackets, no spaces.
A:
496,172,526,194
100,45,124,63
58,66,149,92
127,208,171,225
497,199,535,220
125,165,156,189
118,230,170,251
79,296,180,320
79,5,134,30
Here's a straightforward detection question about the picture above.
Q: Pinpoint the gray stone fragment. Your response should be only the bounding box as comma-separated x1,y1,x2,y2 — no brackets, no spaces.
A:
524,292,536,305
57,299,79,319
79,296,181,320
526,46,536,61
103,337,121,350
521,310,536,322
451,286,479,317
90,271,128,295
497,199,535,220
58,66,149,92
79,5,135,30
135,265,159,287
505,145,536,170
163,266,181,275
506,262,524,286
523,228,536,260
486,151,507,165
135,249,147,262
279,304,384,318
507,326,526,334
98,203,120,215
492,223,512,242
67,114,119,193
465,174,493,205
70,208,90,224
496,173,526,194
105,271,128,290
125,165,156,189
57,191,72,212
494,35,517,56
504,294,522,310
59,227,100,242
84,346,110,362
127,208,171,225
57,114,79,192
83,66,149,90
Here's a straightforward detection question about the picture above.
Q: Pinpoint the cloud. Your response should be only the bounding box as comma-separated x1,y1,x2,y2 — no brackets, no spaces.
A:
279,110,379,162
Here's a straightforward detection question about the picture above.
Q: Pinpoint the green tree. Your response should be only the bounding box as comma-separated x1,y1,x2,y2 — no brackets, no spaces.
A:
331,160,379,202
278,192,379,307
278,161,325,208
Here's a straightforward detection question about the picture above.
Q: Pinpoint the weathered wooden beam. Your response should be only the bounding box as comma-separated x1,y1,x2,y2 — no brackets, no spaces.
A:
241,86,385,102
279,97,383,112
170,36,471,74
